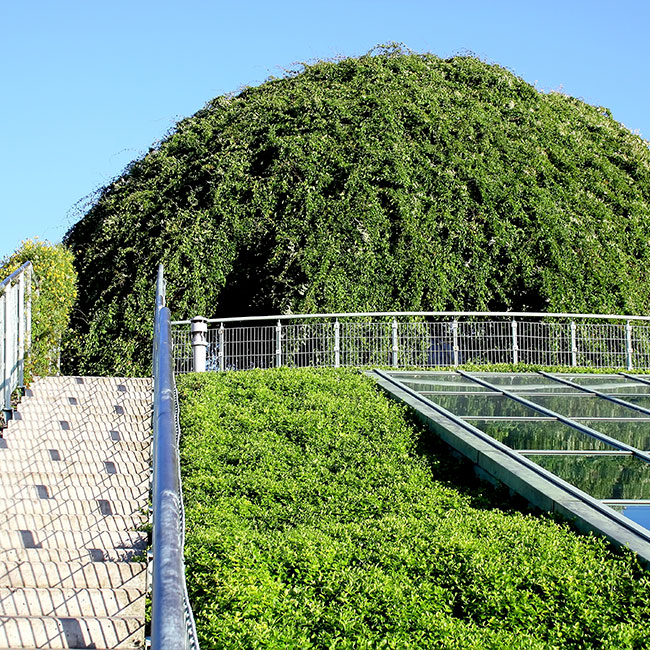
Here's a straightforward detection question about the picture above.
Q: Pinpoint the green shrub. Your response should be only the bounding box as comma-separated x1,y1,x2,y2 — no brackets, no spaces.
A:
64,46,650,375
178,368,650,649
1,239,77,380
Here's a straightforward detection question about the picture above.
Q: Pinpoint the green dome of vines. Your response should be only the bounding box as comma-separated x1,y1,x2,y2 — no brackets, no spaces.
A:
64,46,650,375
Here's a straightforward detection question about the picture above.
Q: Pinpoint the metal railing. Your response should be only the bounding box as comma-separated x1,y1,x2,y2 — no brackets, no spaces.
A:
171,311,650,374
1,261,32,424
151,265,199,649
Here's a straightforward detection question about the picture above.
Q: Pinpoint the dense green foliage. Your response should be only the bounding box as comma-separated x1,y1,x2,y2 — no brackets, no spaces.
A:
1,239,78,380
65,45,650,375
178,368,650,649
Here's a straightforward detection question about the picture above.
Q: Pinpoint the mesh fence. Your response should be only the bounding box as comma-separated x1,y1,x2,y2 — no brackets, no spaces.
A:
171,316,650,374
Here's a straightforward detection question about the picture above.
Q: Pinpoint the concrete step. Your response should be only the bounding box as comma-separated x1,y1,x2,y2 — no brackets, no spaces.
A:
0,446,150,465
0,482,148,503
15,397,152,423
0,471,149,489
0,512,146,533
20,391,152,404
0,436,150,452
3,424,151,442
18,391,151,408
0,458,150,477
0,498,147,517
25,377,151,394
0,547,144,564
0,614,143,648
0,587,144,617
0,529,147,553
8,419,151,438
0,561,146,590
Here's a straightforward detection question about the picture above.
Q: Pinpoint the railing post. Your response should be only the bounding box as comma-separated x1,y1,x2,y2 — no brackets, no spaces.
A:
219,322,225,371
334,320,340,368
570,320,577,367
276,320,282,367
392,319,398,367
626,320,633,371
1,287,8,420
511,318,518,365
3,282,13,419
17,271,25,389
190,316,208,372
452,319,459,367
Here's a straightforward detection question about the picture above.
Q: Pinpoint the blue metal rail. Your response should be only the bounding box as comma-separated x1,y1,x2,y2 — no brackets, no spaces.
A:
151,264,199,649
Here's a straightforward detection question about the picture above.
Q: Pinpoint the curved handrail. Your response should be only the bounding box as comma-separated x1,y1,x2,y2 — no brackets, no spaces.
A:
172,310,650,326
151,264,199,649
0,260,32,292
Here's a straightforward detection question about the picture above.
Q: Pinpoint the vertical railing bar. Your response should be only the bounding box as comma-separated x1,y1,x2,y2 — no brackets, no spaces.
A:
511,318,518,365
334,319,340,368
276,320,282,368
626,320,633,371
571,320,577,367
392,318,398,367
219,323,225,371
452,319,459,367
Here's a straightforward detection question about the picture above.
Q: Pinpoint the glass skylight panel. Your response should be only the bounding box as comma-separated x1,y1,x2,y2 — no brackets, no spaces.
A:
397,373,493,393
579,420,650,451
555,375,641,389
525,454,650,500
523,394,648,419
614,395,650,411
469,373,584,394
425,394,544,418
467,419,616,451
593,385,650,395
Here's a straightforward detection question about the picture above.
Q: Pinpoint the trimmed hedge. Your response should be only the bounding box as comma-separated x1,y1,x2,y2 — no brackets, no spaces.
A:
178,368,650,649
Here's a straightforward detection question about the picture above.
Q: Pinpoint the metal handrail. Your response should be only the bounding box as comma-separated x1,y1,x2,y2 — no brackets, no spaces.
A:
151,264,199,649
1,261,32,424
172,310,650,326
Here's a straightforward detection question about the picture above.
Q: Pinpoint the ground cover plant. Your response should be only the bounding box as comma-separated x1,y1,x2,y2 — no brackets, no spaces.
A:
178,368,650,649
64,45,650,376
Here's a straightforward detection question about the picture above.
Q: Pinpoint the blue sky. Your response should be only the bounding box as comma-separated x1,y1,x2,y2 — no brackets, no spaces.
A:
2,0,648,261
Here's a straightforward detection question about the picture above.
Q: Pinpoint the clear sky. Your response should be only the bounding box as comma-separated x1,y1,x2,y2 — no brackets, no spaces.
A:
2,0,648,261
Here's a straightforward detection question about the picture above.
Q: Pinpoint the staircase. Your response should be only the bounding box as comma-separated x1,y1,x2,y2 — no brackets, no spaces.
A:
0,376,152,649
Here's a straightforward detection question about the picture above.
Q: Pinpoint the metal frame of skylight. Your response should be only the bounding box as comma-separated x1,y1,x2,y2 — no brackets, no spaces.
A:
454,371,650,461
372,369,650,564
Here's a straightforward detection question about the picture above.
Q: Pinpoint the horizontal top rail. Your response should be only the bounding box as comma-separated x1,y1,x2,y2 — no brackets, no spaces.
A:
171,310,650,326
0,261,32,292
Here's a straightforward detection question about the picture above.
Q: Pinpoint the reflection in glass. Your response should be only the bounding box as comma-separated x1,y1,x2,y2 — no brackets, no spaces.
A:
556,375,640,388
426,394,543,417
471,374,569,389
615,395,650,411
397,373,492,393
596,385,650,396
467,420,615,451
527,454,650,500
580,420,650,451
524,394,646,418
609,505,650,531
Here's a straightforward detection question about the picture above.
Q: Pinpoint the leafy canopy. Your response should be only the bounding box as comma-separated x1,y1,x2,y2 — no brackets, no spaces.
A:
64,45,650,375
1,239,77,380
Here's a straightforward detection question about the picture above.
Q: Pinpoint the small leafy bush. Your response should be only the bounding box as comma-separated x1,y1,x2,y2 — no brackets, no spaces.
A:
1,239,77,380
178,368,650,649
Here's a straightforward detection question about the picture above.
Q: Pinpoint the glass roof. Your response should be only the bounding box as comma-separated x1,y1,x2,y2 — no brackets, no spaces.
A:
388,371,650,532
